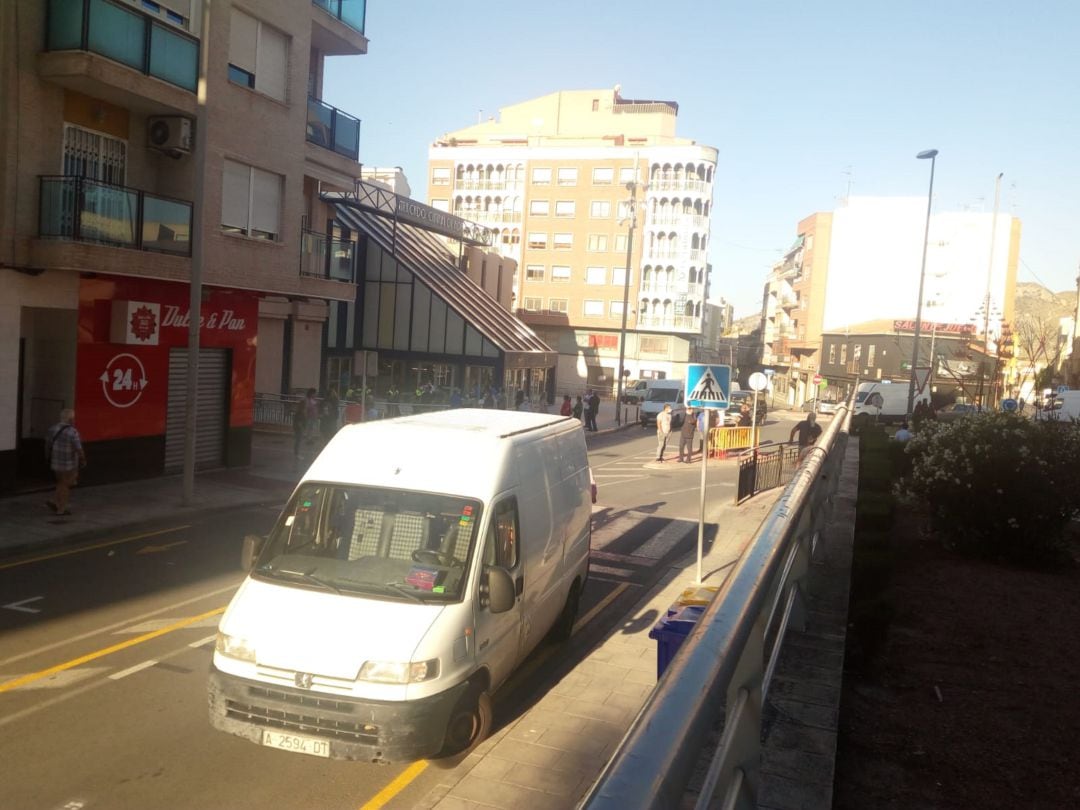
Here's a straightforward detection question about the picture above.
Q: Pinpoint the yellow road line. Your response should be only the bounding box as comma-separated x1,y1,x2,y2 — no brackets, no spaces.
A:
0,525,191,570
573,581,631,634
0,607,224,694
358,760,428,810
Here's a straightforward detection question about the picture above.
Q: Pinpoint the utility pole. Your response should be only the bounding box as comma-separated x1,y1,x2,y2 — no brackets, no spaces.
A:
614,174,641,425
979,172,1003,409
183,0,212,505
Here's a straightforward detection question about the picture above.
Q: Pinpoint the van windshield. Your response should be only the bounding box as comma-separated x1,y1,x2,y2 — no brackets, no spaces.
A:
252,483,482,603
855,392,869,403
645,388,680,403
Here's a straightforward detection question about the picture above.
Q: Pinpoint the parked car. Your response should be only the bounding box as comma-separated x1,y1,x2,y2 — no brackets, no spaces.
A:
640,380,686,428
622,379,649,404
727,390,767,424
936,402,982,422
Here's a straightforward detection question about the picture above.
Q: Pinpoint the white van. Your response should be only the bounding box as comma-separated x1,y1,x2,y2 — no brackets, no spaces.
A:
208,410,593,764
639,379,686,428
1044,390,1080,420
852,381,927,429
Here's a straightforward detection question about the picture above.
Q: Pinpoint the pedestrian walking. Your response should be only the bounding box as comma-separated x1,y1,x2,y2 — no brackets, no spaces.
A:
320,387,340,446
656,404,673,462
45,408,86,516
678,407,697,462
586,390,600,431
790,411,822,460
560,395,572,417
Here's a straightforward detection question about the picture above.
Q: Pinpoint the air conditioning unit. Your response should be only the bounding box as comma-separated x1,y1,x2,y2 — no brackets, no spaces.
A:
147,116,193,157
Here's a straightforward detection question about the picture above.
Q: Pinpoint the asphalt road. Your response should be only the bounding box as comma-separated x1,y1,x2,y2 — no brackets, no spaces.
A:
0,412,807,810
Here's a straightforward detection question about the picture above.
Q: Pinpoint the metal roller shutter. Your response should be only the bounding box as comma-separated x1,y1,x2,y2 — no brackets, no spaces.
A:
164,348,228,472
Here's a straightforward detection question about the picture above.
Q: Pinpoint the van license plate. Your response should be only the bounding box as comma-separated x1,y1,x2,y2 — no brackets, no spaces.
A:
262,730,331,758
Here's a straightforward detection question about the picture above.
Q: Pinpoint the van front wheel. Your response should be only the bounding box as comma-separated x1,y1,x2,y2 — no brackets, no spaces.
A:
433,685,492,766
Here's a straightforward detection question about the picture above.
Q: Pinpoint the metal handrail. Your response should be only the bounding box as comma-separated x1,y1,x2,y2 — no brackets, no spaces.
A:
581,402,851,810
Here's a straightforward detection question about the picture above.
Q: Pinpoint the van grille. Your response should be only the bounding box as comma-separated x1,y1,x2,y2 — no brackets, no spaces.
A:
225,685,378,744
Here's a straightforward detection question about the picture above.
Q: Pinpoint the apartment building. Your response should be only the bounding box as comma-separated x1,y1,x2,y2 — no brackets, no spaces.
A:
761,198,1020,408
428,88,718,395
0,0,367,491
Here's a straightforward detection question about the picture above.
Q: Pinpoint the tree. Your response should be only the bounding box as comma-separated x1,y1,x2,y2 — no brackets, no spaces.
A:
1013,313,1065,393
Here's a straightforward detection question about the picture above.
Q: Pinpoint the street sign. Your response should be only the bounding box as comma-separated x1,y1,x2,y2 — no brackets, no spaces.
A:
818,377,828,389
1001,398,1018,412
685,364,731,410
748,372,768,392
812,373,822,385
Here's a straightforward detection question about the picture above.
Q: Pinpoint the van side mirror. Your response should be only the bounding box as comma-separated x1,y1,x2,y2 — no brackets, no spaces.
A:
484,566,516,614
241,534,265,570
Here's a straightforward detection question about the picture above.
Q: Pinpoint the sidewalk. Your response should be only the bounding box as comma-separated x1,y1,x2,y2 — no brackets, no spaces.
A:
0,407,631,560
416,489,783,810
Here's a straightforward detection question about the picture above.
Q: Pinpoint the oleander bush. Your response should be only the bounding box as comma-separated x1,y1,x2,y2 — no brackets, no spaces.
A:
900,412,1080,562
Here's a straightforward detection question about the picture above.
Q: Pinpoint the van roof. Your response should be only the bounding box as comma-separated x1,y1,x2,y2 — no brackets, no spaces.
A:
301,409,579,497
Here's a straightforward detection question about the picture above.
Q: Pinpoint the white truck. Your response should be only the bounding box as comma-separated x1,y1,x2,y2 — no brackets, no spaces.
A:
208,410,593,764
852,381,927,430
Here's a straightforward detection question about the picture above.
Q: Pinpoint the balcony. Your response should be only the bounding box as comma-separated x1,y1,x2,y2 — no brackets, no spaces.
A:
649,177,709,193
453,178,524,191
454,208,522,224
41,0,198,114
650,213,709,230
299,230,355,282
307,96,361,162
311,0,369,55
637,314,702,332
39,175,191,256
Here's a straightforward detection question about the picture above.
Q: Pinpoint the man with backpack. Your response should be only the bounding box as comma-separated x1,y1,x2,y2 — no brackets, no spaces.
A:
45,408,86,516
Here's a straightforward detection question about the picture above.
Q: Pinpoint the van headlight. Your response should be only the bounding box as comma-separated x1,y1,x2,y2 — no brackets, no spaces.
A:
215,632,256,663
358,659,440,684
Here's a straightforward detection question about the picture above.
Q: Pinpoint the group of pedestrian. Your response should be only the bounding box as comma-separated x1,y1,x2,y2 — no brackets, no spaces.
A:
562,391,599,431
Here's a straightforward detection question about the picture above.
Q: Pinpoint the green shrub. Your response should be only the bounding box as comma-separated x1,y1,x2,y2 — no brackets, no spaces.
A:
900,413,1080,562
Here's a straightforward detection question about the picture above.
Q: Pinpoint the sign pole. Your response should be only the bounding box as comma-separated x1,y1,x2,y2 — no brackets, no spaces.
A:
697,414,707,585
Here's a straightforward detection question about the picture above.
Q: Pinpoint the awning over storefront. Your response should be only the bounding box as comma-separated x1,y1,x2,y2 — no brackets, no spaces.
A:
334,202,557,369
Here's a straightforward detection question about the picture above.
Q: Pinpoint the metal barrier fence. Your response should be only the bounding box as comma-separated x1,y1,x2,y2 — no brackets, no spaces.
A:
581,402,851,810
735,442,803,504
707,426,760,458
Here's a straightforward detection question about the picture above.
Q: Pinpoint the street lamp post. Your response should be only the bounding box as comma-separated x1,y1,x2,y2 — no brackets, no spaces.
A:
907,149,938,417
614,180,640,425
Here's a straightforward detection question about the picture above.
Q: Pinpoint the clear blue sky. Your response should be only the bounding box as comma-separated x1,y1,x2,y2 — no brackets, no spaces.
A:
324,0,1080,320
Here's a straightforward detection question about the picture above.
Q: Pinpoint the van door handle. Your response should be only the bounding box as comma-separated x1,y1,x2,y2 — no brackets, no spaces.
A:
514,575,524,596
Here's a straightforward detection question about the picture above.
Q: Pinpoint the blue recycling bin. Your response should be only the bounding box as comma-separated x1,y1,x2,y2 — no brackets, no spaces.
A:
648,604,706,678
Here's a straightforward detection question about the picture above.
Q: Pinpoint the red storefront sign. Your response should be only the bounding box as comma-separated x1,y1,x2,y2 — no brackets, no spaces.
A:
77,276,258,443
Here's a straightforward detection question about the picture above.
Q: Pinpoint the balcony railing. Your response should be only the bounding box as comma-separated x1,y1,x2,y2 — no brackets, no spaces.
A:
454,209,522,223
39,175,192,256
306,96,361,161
644,248,707,263
649,177,708,193
453,178,524,191
45,0,199,92
312,0,367,36
650,213,709,229
300,229,355,282
637,314,702,330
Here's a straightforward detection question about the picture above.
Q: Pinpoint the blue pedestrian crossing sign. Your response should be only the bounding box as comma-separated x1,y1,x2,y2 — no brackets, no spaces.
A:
686,364,731,409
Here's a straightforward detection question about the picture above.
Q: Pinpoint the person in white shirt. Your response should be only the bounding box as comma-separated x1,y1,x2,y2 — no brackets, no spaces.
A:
656,404,673,462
